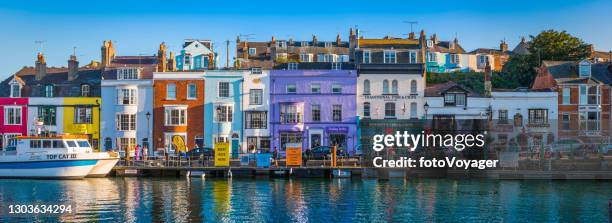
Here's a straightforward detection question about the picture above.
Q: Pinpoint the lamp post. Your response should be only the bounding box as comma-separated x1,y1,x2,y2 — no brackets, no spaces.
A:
423,101,429,119
216,106,222,144
145,112,151,151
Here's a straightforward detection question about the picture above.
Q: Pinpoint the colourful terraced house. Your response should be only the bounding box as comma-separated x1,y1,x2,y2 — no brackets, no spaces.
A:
0,53,103,150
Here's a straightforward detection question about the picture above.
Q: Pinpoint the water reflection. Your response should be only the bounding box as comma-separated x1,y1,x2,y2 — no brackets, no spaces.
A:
0,178,610,222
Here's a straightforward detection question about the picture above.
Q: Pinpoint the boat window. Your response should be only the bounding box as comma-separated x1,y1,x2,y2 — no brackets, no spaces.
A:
52,140,65,148
42,140,52,148
66,141,77,148
30,140,42,148
78,140,91,148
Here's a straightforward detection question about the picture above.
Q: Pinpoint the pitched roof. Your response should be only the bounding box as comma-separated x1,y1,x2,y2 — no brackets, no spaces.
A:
429,41,466,54
512,41,530,55
541,60,612,85
424,81,480,97
358,38,421,50
0,68,102,97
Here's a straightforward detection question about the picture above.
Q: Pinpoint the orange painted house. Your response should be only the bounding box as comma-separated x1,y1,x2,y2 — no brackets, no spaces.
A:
152,72,205,154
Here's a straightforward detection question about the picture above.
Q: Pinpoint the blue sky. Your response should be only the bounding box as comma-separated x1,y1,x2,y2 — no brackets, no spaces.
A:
0,0,610,79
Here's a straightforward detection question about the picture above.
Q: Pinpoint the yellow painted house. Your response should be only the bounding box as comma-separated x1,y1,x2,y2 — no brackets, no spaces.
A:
63,97,101,151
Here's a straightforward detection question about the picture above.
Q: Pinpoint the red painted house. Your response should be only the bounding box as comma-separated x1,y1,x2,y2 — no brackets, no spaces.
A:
0,76,28,149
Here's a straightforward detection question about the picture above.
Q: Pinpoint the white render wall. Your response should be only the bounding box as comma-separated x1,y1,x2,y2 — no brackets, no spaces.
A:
100,79,153,152
424,96,490,119
357,73,425,119
242,69,270,153
27,97,64,134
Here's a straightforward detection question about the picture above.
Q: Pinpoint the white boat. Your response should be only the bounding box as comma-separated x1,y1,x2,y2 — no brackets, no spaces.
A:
0,135,119,179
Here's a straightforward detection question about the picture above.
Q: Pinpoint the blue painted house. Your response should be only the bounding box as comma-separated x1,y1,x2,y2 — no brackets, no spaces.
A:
424,34,471,73
203,71,244,157
176,39,217,71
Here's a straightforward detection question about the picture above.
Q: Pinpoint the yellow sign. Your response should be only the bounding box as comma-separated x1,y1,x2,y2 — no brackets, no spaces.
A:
285,143,302,166
214,142,230,167
172,135,187,154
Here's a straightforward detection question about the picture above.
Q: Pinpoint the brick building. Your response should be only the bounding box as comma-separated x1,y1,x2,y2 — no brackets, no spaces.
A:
532,60,611,143
152,72,205,154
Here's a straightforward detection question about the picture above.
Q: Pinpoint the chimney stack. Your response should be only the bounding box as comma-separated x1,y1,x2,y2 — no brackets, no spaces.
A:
157,42,168,72
68,55,79,81
312,35,318,46
336,34,341,45
500,40,508,52
101,40,116,68
431,34,438,44
271,36,276,45
484,61,492,97
408,32,415,39
168,51,176,71
35,53,47,81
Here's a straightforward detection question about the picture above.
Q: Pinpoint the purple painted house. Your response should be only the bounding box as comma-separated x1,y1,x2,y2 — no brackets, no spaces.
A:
270,69,357,155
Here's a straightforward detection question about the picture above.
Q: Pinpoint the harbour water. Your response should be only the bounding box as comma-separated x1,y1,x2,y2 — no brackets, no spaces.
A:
0,178,610,222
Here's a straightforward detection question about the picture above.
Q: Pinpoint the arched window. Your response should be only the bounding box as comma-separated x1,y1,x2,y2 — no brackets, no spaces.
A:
391,80,398,94
81,84,91,97
410,80,417,94
383,80,389,94
385,102,395,118
363,79,370,95
410,102,417,119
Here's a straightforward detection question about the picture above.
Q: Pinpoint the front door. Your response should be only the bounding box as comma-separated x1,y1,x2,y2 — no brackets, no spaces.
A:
310,134,321,149
231,139,239,159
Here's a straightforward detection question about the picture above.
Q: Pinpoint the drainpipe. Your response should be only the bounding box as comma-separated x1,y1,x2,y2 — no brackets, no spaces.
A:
240,76,244,154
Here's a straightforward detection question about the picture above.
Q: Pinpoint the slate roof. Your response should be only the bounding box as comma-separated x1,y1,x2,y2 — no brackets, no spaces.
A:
424,81,480,97
102,56,159,80
512,40,530,55
429,41,466,54
542,60,612,85
0,68,102,97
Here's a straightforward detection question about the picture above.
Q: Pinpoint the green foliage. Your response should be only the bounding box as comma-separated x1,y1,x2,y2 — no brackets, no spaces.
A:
427,71,522,93
501,29,591,87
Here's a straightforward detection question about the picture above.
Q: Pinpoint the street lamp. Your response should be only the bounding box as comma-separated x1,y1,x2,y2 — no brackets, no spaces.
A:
216,106,222,143
423,101,429,119
145,112,151,150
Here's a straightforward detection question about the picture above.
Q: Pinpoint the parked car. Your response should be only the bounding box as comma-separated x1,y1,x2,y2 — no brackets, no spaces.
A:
309,146,349,160
186,147,214,159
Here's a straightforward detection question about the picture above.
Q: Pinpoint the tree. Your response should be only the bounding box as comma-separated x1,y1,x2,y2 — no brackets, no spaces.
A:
502,29,591,87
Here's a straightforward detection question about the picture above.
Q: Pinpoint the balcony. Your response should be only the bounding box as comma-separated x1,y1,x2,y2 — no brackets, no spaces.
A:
526,122,550,128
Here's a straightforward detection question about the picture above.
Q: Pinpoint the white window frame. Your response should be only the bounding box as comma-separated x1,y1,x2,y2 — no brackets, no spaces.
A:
116,67,140,80
248,48,257,55
218,82,230,98
249,89,263,105
362,50,371,64
288,62,298,70
117,88,137,105
450,54,460,64
215,104,233,123
383,50,397,64
166,84,176,100
562,87,571,105
299,53,313,62
332,84,342,94
164,106,187,126
428,52,437,62
187,84,197,100
310,84,321,94
116,113,136,131
10,83,21,98
4,106,22,125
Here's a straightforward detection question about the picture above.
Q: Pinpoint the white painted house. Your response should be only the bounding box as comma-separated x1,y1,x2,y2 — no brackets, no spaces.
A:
101,66,154,154
242,68,271,153
357,64,425,120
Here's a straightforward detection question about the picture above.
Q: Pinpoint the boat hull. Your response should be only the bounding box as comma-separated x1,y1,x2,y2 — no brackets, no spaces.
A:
0,160,97,179
87,158,120,177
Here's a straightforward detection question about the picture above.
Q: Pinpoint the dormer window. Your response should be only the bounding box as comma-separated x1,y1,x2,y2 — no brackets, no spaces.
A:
45,85,54,97
9,82,21,98
117,68,140,80
301,41,309,47
427,40,433,48
579,60,591,77
277,41,287,49
248,48,257,55
324,42,333,48
81,84,91,97
444,92,466,107
251,67,262,74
